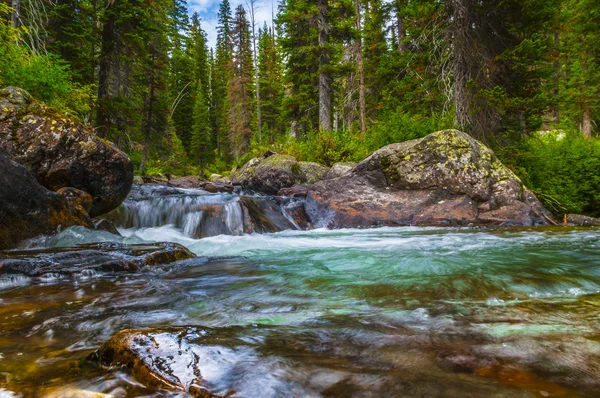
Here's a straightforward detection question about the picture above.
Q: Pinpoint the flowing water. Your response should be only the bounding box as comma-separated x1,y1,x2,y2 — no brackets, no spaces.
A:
1,187,600,397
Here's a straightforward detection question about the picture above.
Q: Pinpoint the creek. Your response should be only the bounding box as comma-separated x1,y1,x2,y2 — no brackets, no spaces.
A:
0,186,599,397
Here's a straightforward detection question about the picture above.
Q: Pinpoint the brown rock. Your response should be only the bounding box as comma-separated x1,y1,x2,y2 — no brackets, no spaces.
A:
0,153,92,250
168,175,204,189
277,185,308,198
306,130,553,228
203,182,235,193
57,187,93,213
89,329,222,397
0,87,133,217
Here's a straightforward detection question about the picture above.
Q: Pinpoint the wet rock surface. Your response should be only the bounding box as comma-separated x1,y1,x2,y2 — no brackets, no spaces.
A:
231,153,329,195
0,153,92,250
0,87,133,217
307,130,554,227
0,242,194,276
89,328,223,397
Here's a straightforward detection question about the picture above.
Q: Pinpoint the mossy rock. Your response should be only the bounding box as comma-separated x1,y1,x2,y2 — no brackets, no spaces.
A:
0,86,133,217
231,153,328,194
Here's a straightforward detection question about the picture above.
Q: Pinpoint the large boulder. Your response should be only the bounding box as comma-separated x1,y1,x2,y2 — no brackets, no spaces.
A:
231,153,329,195
0,87,133,217
306,130,554,227
0,153,92,250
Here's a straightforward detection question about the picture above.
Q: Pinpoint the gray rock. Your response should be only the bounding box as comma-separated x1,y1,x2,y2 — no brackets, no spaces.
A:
566,214,600,226
324,162,357,180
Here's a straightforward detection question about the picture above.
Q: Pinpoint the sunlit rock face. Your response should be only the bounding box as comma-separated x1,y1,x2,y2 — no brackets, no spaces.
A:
307,130,554,228
0,87,133,217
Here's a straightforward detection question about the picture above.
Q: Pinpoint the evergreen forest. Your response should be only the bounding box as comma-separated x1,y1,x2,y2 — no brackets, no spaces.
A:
1,0,600,216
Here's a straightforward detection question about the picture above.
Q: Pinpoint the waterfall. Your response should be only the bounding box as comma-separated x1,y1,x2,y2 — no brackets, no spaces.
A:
107,185,309,238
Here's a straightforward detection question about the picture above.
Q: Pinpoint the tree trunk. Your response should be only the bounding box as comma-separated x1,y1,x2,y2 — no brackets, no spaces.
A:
553,30,560,124
355,0,366,136
396,0,406,53
318,0,331,132
95,3,117,139
139,56,156,176
11,0,21,28
451,0,472,131
582,107,592,139
248,0,262,143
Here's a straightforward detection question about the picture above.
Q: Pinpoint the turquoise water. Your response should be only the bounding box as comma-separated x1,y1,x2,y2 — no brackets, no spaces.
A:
1,224,600,396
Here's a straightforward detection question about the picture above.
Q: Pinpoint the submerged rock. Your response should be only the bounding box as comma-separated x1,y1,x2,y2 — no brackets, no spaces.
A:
0,87,133,217
0,242,194,276
307,130,554,227
231,153,329,194
90,328,223,397
0,153,92,250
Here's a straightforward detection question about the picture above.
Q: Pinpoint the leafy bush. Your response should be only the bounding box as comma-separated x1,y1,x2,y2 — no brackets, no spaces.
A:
512,130,600,216
367,110,446,151
0,11,95,119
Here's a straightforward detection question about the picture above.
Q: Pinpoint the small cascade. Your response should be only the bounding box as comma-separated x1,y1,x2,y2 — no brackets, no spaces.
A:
107,185,309,238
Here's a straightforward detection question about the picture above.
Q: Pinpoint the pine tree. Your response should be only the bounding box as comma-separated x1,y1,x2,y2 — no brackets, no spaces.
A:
213,0,234,157
258,23,284,143
560,0,600,138
227,4,254,158
169,3,194,152
139,0,171,175
278,0,320,138
191,84,212,174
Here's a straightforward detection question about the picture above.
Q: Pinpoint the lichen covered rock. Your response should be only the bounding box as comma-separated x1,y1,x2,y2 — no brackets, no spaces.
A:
0,87,133,217
307,130,553,227
0,153,92,250
231,153,329,194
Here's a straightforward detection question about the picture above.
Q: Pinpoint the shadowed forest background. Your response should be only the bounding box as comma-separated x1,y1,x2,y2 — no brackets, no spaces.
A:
1,0,599,216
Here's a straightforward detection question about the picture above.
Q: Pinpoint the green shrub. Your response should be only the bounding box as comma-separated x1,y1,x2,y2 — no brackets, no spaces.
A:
368,110,445,151
0,18,94,119
512,130,600,216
